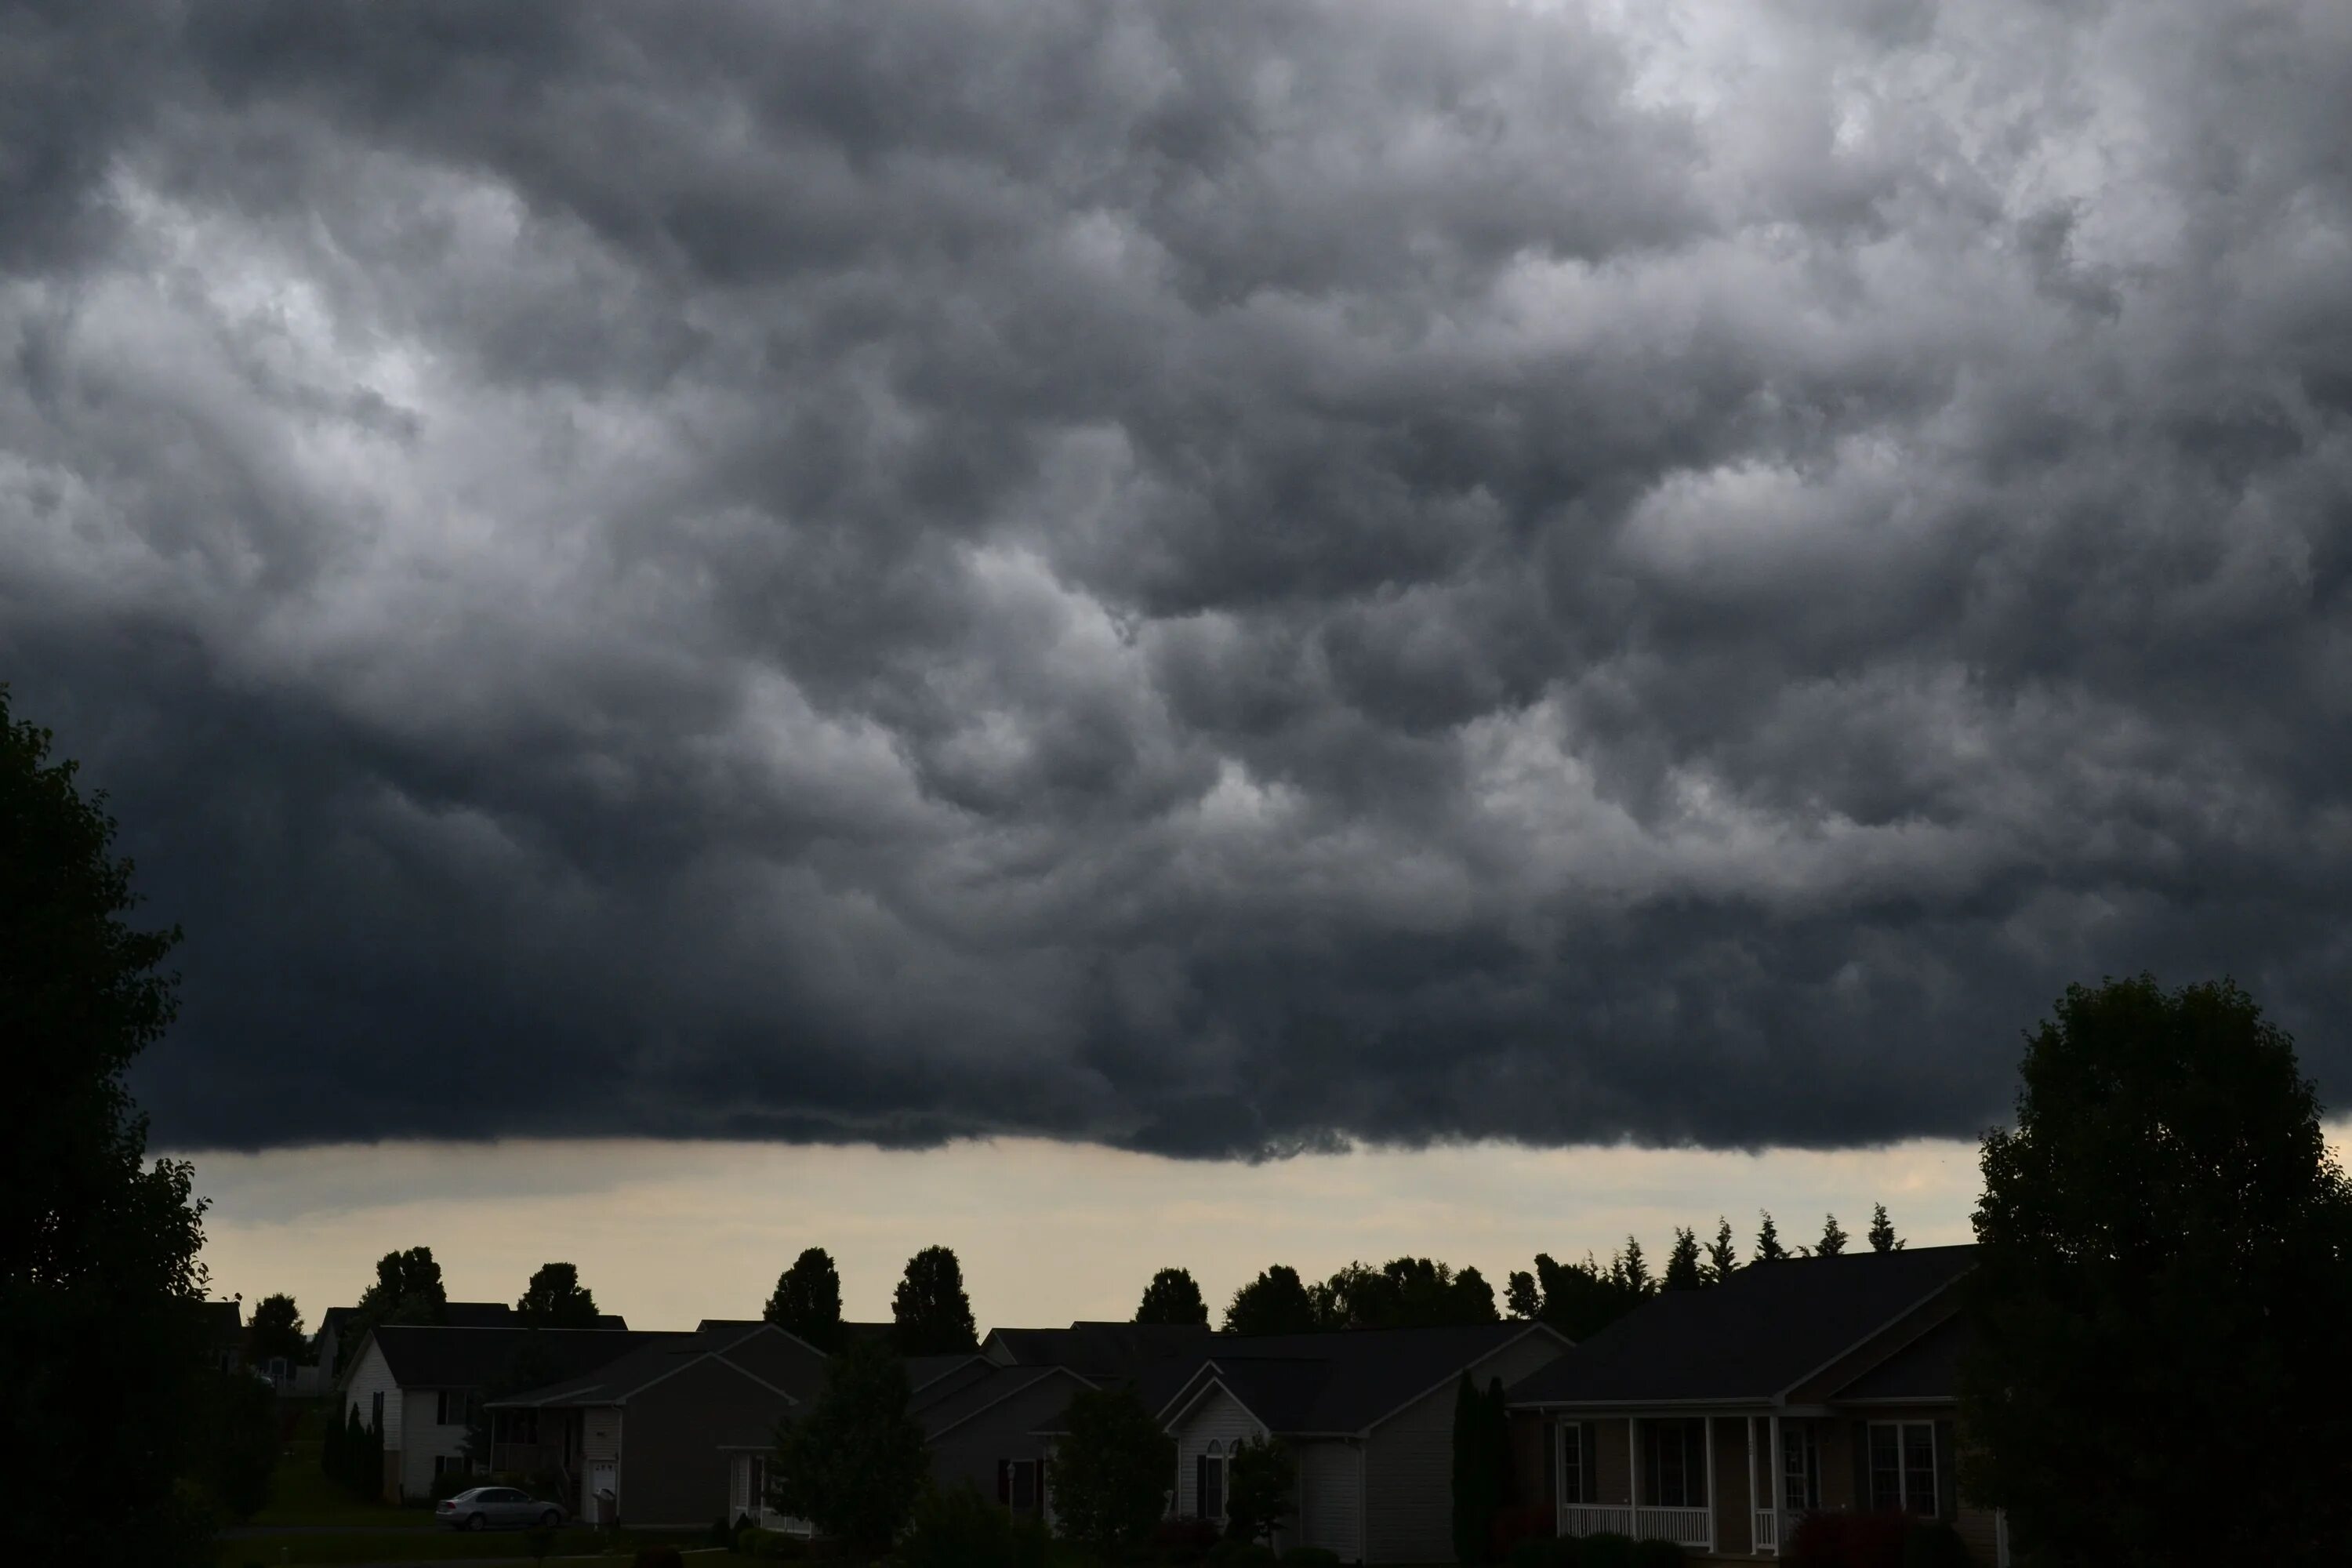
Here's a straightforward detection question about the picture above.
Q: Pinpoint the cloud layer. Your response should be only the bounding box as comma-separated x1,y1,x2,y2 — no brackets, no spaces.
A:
6,0,2351,1155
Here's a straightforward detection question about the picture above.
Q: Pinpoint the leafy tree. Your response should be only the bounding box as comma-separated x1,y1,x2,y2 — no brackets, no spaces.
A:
1704,1218,1737,1286
1313,1257,1502,1329
1523,1251,1649,1340
516,1262,601,1328
1814,1214,1849,1258
768,1337,927,1553
1752,1211,1788,1264
892,1244,979,1354
899,1483,1047,1568
343,1246,447,1362
1134,1266,1209,1326
1048,1386,1176,1560
196,1367,278,1522
765,1247,844,1350
1225,1435,1298,1546
245,1292,307,1366
1504,1269,1541,1320
1962,977,2352,1567
1449,1374,1512,1562
1662,1228,1704,1291
2,690,214,1565
1224,1264,1319,1335
1867,1203,1902,1254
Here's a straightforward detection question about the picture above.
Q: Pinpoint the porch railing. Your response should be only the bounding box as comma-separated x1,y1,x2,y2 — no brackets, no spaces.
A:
1754,1509,1780,1553
1560,1504,1712,1548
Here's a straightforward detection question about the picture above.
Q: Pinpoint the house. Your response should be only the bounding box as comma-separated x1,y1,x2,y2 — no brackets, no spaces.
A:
1504,1245,2002,1563
337,1323,666,1502
982,1320,1214,1375
916,1359,1098,1521
200,1301,245,1373
314,1301,626,1383
487,1319,832,1529
1061,1320,1570,1563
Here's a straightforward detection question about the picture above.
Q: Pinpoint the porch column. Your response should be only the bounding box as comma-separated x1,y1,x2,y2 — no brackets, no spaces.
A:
1628,1416,1640,1535
1704,1414,1717,1554
1769,1414,1784,1556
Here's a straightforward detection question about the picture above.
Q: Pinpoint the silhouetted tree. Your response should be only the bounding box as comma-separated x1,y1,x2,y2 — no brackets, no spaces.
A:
1049,1387,1174,1559
1225,1265,1319,1335
1815,1214,1849,1258
1867,1203,1902,1254
1614,1236,1652,1294
516,1262,600,1328
1504,1269,1541,1319
3,689,214,1564
1134,1267,1208,1326
1225,1435,1298,1546
1663,1228,1704,1290
768,1338,927,1553
343,1246,447,1362
1963,977,2352,1567
245,1293,307,1366
1524,1252,1648,1340
196,1367,278,1522
766,1247,844,1350
1449,1374,1512,1563
1704,1218,1737,1285
892,1244,978,1354
1311,1257,1499,1329
1753,1211,1788,1263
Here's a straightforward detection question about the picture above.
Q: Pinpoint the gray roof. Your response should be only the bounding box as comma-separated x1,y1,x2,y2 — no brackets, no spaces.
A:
985,1321,1214,1377
1111,1321,1565,1437
361,1325,676,1391
914,1364,1091,1439
1832,1311,1967,1403
907,1355,996,1402
492,1322,828,1408
1507,1245,1976,1408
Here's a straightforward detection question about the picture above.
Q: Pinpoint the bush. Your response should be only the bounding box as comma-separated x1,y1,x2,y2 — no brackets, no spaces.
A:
1204,1541,1279,1567
896,1484,1047,1568
733,1527,810,1561
1788,1512,1912,1568
1157,1515,1221,1563
632,1548,684,1568
1492,1503,1558,1558
1281,1550,1343,1568
1631,1541,1684,1568
1899,1523,1969,1568
1575,1533,1637,1568
1507,1539,1573,1568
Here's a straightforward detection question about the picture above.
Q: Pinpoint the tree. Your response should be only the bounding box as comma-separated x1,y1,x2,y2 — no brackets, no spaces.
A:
195,1367,278,1523
1867,1203,1902,1254
343,1246,447,1363
899,1483,1046,1568
1614,1236,1652,1295
1225,1435,1298,1546
516,1262,600,1328
1048,1386,1176,1560
1134,1266,1208,1326
1704,1218,1737,1286
1814,1214,1849,1258
1449,1374,1512,1563
1753,1211,1788,1263
245,1293,307,1367
1504,1269,1541,1320
1522,1251,1648,1341
1662,1227,1704,1290
1314,1257,1503,1329
1962,977,2352,1567
1225,1264,1319,1335
765,1247,844,1350
892,1244,978,1354
768,1337,927,1552
2,689,214,1565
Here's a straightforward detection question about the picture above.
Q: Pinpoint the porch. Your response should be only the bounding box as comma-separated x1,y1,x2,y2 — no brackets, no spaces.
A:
1548,1413,1846,1558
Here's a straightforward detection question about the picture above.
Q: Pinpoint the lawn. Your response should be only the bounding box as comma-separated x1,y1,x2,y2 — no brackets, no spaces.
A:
213,1529,716,1567
246,1399,434,1531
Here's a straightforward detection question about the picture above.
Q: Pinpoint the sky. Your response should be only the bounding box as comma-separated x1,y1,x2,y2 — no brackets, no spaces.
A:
5,0,2352,1319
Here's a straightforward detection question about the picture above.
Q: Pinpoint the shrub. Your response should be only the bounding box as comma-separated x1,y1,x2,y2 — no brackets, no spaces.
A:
1492,1503,1558,1558
1157,1515,1221,1563
708,1516,735,1548
733,1527,810,1561
1507,1537,1574,1568
1575,1533,1637,1568
1788,1512,1912,1568
632,1548,684,1568
1899,1523,1970,1568
1203,1541,1279,1566
1631,1540,1684,1568
1281,1550,1343,1568
896,1484,1047,1568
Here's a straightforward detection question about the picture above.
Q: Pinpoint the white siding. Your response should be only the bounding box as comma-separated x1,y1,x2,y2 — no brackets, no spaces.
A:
1296,1438,1364,1563
1363,1333,1568,1564
341,1341,404,1453
398,1389,474,1499
1170,1384,1266,1519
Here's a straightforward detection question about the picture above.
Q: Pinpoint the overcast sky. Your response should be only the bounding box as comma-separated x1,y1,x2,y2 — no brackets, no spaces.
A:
8,0,2352,1170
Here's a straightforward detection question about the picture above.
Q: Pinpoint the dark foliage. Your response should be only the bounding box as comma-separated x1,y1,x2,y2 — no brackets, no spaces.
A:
1518,1249,1653,1340
1048,1385,1176,1559
2,689,214,1566
196,1368,279,1523
1661,1228,1704,1291
1311,1256,1499,1329
1225,1265,1319,1335
1866,1204,1902,1254
1896,1523,1969,1568
516,1262,600,1327
1788,1511,1911,1568
897,1484,1048,1568
1156,1515,1222,1563
765,1247,844,1350
1136,1265,1210,1326
1813,1215,1849,1258
1704,1218,1737,1286
891,1244,978,1354
245,1293,308,1367
1752,1212,1788,1264
342,1246,448,1363
1963,976,2352,1568
1574,1533,1637,1568
1450,1374,1513,1563
630,1548,684,1568
1225,1435,1297,1545
768,1336,927,1553
1280,1549,1343,1567
1629,1540,1684,1568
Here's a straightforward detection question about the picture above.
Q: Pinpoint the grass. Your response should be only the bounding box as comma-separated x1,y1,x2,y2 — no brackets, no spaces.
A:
246,1399,434,1532
213,1528,713,1567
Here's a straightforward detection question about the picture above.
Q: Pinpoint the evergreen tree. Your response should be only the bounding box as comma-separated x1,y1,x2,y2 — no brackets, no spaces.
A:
1224,1265,1319,1335
1963,978,2352,1566
1504,1269,1540,1320
1613,1236,1652,1295
891,1244,978,1354
1662,1227,1704,1290
768,1338,927,1553
1867,1203,1902,1254
1753,1211,1788,1263
765,1247,844,1350
3,691,213,1565
1816,1214,1849,1258
516,1262,600,1327
1134,1266,1208,1326
1525,1251,1648,1341
1704,1218,1737,1285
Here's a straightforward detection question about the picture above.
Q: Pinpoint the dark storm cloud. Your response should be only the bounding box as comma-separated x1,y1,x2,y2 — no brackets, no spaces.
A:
5,0,2351,1156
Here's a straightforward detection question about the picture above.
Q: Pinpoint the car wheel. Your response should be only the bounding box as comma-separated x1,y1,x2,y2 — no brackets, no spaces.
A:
465,1513,487,1532
539,1511,560,1527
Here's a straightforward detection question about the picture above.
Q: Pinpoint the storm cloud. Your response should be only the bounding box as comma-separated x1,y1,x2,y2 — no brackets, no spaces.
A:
5,0,2350,1155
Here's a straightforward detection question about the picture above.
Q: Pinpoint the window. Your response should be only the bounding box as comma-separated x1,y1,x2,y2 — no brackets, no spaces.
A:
370,1391,384,1431
1780,1423,1821,1513
1640,1419,1708,1508
1197,1442,1226,1519
1558,1422,1584,1505
1867,1423,1937,1516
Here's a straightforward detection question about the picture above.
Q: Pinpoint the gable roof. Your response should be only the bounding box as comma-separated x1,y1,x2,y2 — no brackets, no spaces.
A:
916,1364,1094,1441
1831,1311,1968,1403
1142,1321,1566,1437
490,1322,826,1408
985,1321,1214,1378
908,1355,997,1404
1507,1245,1975,1409
358,1326,681,1392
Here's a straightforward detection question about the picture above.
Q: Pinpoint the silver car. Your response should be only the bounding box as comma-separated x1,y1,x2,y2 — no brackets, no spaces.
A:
435,1485,565,1530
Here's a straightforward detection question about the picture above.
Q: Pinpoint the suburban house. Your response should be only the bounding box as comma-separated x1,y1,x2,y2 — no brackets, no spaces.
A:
337,1323,662,1501
917,1359,1099,1519
486,1319,832,1529
982,1320,1214,1375
1504,1246,2002,1563
314,1301,626,1383
1059,1320,1570,1563
201,1301,244,1373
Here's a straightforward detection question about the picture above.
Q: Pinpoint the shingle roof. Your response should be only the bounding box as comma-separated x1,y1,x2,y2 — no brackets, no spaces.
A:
907,1355,996,1403
364,1325,676,1391
492,1322,826,1408
1131,1321,1564,1436
1506,1245,1976,1408
1831,1311,1967,1403
985,1321,1214,1377
914,1364,1089,1439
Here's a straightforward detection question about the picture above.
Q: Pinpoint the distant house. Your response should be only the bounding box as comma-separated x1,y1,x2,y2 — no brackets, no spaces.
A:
917,1360,1099,1521
336,1323,659,1502
1504,1245,2002,1563
982,1320,1214,1376
487,1319,832,1529
199,1301,244,1374
314,1301,625,1383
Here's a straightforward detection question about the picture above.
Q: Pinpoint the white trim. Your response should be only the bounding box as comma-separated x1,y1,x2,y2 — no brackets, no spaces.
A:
1863,1419,1940,1517
925,1367,1095,1443
1775,1290,1969,1402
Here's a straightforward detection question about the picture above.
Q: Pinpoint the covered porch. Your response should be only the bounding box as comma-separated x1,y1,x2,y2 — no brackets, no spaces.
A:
1547,1411,1849,1558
